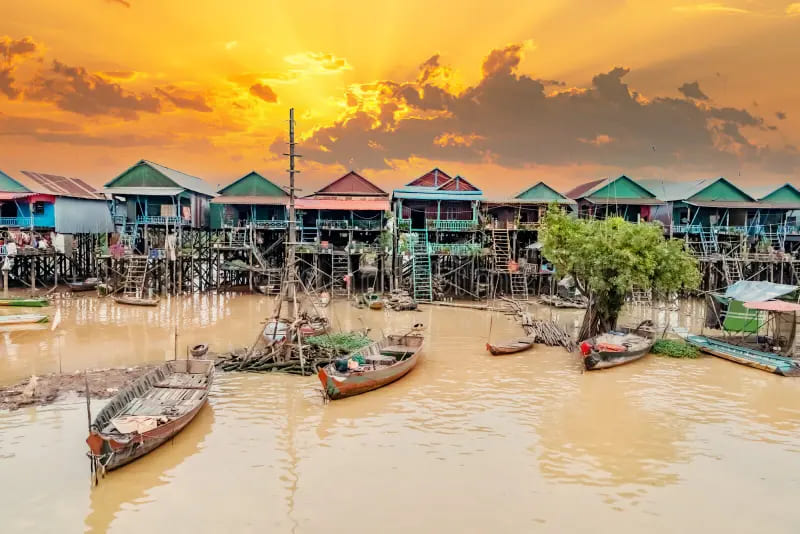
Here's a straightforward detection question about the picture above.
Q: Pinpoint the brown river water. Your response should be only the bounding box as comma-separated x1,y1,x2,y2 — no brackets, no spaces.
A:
1,294,800,533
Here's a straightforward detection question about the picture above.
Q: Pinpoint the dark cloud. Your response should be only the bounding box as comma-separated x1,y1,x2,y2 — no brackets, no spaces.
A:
27,60,161,119
156,86,212,112
288,43,797,174
776,111,787,120
0,36,40,98
0,112,170,146
250,83,278,103
678,81,709,100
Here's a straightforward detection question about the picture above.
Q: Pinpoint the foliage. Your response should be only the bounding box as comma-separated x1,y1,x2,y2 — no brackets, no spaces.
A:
305,332,372,353
652,339,700,358
540,206,700,339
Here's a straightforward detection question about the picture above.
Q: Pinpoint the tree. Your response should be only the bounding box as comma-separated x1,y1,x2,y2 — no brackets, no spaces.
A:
540,206,700,340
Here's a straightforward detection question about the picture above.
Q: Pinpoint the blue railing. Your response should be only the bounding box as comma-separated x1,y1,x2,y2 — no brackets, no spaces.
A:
0,216,33,227
137,216,190,225
398,218,478,231
428,243,481,255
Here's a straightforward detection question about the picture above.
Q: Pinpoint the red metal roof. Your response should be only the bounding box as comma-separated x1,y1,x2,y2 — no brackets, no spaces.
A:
743,301,800,312
18,171,104,200
407,168,453,187
315,171,387,196
564,178,605,199
0,192,32,200
211,195,288,205
438,175,479,191
295,197,390,210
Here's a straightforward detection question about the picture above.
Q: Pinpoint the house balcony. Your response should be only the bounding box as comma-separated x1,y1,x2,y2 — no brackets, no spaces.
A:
397,218,478,232
253,219,288,229
136,215,191,226
0,216,33,227
427,243,482,256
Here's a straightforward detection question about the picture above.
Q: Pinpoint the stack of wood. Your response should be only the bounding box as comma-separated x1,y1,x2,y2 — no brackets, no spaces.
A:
386,289,418,311
431,275,446,301
215,344,333,375
521,313,576,352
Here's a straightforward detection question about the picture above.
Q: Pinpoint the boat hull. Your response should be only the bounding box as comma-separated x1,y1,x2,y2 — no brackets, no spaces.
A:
583,347,650,370
486,338,535,355
0,314,49,325
113,296,160,307
686,335,800,376
318,352,420,400
68,282,98,292
0,298,50,307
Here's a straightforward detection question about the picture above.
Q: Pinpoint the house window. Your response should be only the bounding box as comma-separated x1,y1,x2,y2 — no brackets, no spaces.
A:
33,202,46,215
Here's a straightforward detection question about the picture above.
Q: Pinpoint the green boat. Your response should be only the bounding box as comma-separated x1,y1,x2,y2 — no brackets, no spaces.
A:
686,335,800,377
0,297,51,307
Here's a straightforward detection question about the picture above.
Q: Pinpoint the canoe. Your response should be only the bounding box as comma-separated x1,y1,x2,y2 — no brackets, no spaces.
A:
190,343,209,358
686,335,800,376
113,295,160,307
0,297,50,307
0,314,49,325
86,359,214,472
580,322,655,371
67,278,99,292
318,332,424,400
486,336,535,355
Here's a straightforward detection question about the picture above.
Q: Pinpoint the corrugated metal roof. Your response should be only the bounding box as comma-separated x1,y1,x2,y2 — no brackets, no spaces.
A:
16,171,105,200
217,171,287,197
211,195,289,205
142,160,217,196
586,197,663,205
0,191,33,200
564,178,605,199
54,197,114,234
744,300,800,312
104,186,185,197
686,200,764,209
0,169,30,193
407,168,453,187
724,281,796,302
295,198,390,210
392,189,483,200
639,177,755,202
314,170,387,196
482,197,575,205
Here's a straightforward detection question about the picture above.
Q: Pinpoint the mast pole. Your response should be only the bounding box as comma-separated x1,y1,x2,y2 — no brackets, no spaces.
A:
286,108,300,304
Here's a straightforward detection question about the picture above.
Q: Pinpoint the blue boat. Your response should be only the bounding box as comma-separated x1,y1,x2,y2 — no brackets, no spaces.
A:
686,335,800,377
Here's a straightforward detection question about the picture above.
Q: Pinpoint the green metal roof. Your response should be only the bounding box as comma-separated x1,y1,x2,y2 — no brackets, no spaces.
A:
639,177,754,203
0,169,31,193
515,181,569,202
104,160,216,197
755,183,800,204
218,171,287,197
566,175,656,200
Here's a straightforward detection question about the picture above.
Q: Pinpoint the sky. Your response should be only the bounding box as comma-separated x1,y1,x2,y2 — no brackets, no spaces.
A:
1,0,800,194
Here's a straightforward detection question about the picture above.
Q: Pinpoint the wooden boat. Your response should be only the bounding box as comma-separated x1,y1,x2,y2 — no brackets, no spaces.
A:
580,321,655,371
86,359,214,471
299,317,329,337
113,295,160,307
0,314,49,325
361,292,383,310
318,332,424,400
67,278,99,292
190,343,209,358
0,297,50,307
686,335,800,376
486,336,535,355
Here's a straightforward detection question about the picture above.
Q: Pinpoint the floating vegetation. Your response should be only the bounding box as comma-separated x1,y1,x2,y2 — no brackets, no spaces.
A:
652,339,700,358
305,332,372,353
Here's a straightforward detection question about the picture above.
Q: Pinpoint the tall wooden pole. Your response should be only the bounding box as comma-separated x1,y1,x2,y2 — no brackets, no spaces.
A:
285,108,300,303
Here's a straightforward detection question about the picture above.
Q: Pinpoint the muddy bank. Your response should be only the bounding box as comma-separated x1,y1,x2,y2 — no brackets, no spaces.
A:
0,366,155,410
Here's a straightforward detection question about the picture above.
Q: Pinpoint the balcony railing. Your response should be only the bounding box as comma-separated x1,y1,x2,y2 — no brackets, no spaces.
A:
428,243,481,256
318,219,351,229
253,219,288,229
397,218,478,231
352,219,382,230
0,216,33,227
137,215,191,225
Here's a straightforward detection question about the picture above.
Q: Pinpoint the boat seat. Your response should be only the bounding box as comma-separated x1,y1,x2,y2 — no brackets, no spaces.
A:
366,354,396,366
380,345,413,357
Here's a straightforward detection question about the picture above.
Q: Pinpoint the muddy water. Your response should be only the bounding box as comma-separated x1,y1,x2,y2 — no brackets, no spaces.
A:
2,295,800,533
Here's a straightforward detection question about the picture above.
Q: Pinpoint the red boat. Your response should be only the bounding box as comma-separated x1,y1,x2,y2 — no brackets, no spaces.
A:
86,359,214,472
486,336,535,355
318,333,424,400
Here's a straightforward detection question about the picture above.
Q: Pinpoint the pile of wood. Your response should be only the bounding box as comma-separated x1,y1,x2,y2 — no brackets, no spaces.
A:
386,289,418,311
521,315,576,352
215,344,332,375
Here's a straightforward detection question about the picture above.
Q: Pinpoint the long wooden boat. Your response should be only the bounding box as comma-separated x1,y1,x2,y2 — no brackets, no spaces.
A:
486,336,535,355
113,295,160,307
0,297,50,307
686,335,800,376
580,322,655,371
86,359,214,472
67,278,99,292
318,333,424,400
0,314,49,325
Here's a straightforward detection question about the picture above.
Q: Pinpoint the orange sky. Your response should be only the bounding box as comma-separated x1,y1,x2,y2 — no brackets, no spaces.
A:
2,0,799,194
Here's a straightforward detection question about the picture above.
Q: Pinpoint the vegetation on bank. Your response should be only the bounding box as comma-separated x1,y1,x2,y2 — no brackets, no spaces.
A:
540,206,701,340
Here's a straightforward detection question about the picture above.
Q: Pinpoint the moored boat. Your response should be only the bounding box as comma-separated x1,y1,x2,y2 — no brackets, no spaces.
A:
0,314,49,325
190,343,209,358
0,297,50,307
486,336,535,355
113,295,160,307
86,359,214,472
318,331,424,400
686,335,800,376
67,278,99,292
580,321,655,370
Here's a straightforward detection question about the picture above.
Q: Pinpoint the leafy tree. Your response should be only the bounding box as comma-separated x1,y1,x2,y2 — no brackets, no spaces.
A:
540,206,700,340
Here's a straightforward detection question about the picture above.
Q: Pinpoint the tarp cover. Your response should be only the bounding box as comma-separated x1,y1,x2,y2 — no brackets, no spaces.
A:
54,197,114,234
743,300,800,312
723,281,797,303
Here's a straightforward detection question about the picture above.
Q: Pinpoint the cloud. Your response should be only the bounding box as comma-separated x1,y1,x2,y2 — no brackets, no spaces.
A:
98,71,138,80
776,111,787,120
0,36,41,98
249,83,278,103
283,51,352,75
27,60,161,119
285,42,797,175
105,0,131,7
672,3,750,14
156,86,213,112
678,81,709,100
786,3,800,16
